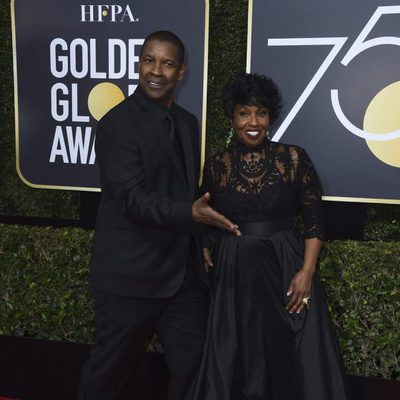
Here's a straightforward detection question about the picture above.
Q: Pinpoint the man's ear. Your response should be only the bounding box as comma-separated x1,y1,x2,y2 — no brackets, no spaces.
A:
178,63,186,81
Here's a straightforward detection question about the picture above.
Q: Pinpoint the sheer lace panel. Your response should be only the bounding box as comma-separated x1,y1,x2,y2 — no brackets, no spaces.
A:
202,139,324,239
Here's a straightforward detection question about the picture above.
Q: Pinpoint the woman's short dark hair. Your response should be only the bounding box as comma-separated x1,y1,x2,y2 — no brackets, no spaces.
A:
221,73,283,124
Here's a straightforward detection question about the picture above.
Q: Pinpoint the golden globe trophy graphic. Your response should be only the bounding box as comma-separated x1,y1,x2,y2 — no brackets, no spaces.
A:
364,81,400,168
87,82,126,122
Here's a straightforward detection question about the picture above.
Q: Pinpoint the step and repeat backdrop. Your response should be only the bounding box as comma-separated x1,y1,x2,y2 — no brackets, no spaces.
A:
12,0,209,190
13,0,400,203
248,0,400,203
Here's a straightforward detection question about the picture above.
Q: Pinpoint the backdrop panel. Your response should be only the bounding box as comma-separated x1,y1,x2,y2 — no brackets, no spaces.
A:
12,0,209,191
248,0,400,204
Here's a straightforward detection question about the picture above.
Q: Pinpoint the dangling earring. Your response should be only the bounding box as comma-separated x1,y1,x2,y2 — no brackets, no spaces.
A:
266,130,271,139
226,127,234,146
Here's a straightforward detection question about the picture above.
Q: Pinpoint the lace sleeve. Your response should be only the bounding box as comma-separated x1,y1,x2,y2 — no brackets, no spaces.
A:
296,148,324,239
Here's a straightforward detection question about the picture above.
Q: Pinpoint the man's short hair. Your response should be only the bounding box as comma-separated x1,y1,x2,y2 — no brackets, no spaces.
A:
140,31,185,65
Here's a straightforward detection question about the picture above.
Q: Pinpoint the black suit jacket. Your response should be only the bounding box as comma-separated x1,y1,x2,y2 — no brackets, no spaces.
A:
90,87,204,298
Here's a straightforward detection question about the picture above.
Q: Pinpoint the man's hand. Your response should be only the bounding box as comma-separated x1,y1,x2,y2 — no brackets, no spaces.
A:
193,192,241,235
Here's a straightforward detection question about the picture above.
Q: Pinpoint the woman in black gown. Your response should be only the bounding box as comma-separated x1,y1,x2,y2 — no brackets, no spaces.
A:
194,74,351,400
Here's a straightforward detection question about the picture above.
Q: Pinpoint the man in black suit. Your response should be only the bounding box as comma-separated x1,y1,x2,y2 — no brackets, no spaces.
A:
78,31,239,400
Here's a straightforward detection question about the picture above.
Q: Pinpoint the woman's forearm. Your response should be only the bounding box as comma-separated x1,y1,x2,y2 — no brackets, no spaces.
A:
302,237,322,274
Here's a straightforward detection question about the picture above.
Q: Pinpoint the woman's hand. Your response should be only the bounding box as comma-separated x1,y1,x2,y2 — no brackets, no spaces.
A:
286,237,322,313
286,267,314,314
203,247,214,273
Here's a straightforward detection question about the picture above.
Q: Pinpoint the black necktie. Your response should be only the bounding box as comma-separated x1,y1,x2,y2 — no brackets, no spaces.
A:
165,115,174,142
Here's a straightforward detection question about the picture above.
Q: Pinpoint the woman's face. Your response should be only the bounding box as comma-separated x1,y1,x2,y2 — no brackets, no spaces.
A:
231,104,270,148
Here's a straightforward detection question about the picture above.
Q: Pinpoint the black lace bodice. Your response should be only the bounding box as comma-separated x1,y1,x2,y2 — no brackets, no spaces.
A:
202,138,324,239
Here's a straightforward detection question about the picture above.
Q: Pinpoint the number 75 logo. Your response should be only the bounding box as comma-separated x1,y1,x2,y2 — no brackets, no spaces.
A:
268,5,400,160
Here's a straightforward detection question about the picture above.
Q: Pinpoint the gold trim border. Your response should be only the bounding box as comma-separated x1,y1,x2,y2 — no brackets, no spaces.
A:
246,0,253,73
323,196,400,205
11,0,209,193
200,0,210,182
245,0,400,206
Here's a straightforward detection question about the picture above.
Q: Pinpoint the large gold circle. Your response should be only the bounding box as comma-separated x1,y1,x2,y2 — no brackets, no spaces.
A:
363,81,400,168
87,82,125,121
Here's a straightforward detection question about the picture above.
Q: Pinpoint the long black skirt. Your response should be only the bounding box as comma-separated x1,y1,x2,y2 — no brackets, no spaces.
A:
193,227,351,400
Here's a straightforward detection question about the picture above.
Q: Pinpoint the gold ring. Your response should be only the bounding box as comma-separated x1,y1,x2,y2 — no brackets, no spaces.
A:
302,297,311,308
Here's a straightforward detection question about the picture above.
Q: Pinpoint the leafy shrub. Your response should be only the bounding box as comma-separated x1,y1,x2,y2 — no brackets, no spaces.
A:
206,0,248,155
365,204,400,242
320,241,400,379
1,223,399,379
0,224,93,342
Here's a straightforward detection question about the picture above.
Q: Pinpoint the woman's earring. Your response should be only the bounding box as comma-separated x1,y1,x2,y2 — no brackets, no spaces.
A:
266,130,271,139
226,127,234,146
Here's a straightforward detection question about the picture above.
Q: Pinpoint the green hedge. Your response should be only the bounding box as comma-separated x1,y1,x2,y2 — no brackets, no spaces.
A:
365,204,400,242
206,0,248,154
319,242,400,379
0,223,399,379
0,224,93,342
